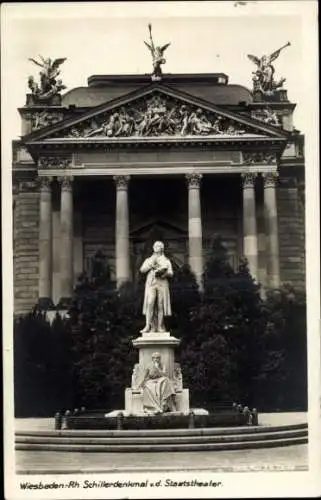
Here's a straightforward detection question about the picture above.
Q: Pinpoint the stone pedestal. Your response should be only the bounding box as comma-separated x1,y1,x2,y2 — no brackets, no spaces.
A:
125,331,190,415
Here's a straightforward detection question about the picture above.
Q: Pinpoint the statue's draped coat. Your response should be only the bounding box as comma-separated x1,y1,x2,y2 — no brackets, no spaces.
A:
140,255,173,316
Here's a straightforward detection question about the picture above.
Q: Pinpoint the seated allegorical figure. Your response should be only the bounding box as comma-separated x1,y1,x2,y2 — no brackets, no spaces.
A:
138,352,177,414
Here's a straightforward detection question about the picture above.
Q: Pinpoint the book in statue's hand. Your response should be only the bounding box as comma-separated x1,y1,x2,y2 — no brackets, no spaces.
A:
155,267,167,277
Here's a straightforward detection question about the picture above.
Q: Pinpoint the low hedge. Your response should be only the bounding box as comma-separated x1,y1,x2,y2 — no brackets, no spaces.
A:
66,411,249,430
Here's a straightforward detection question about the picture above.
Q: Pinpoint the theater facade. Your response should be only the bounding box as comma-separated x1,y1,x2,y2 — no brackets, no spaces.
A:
12,70,305,314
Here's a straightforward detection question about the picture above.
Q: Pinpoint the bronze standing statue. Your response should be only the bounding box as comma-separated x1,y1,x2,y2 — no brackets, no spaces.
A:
247,42,290,94
144,23,170,80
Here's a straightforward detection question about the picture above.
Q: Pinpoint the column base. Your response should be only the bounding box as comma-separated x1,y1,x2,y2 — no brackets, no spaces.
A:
36,297,55,310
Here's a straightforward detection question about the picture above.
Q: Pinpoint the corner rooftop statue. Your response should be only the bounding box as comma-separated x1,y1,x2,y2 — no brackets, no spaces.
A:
28,55,67,105
247,42,291,99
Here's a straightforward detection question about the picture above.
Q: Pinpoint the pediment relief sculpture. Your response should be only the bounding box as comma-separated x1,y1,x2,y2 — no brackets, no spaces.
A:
65,94,263,139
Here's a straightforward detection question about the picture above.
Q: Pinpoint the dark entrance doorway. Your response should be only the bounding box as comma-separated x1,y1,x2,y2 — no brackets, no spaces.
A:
129,176,188,280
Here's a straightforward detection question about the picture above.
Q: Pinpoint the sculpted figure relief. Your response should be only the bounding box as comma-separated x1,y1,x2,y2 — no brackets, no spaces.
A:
28,56,67,102
66,95,258,139
247,42,290,94
138,352,177,414
253,107,280,126
144,24,170,80
140,241,173,333
25,111,64,131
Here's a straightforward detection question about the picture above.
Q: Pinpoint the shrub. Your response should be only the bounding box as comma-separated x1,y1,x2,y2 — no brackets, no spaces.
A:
14,242,307,415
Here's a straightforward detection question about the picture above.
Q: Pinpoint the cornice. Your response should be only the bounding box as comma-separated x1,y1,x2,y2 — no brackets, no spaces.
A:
26,135,287,149
22,83,289,143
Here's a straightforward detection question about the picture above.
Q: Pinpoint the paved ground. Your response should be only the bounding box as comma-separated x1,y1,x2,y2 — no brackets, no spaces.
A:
16,445,308,474
15,413,308,473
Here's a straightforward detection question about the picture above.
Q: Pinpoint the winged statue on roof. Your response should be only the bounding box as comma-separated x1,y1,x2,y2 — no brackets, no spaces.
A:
28,55,67,102
247,42,290,94
144,23,170,80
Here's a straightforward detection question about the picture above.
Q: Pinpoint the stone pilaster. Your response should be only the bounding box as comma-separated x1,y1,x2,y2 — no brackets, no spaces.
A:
38,176,53,308
241,173,258,280
58,176,74,305
14,180,39,314
263,172,280,288
114,175,130,286
186,173,203,287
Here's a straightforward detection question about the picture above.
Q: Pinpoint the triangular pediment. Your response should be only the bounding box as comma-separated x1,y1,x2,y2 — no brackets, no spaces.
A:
24,84,288,143
130,218,187,238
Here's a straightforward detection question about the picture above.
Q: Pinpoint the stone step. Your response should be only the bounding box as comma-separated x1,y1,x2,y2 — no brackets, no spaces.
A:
15,436,308,452
15,422,307,438
15,428,307,446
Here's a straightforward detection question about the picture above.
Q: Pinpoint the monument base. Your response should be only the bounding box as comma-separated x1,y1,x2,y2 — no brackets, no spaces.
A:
126,330,190,415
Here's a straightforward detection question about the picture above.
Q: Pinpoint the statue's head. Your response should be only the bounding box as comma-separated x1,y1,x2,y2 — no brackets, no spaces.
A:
152,352,161,361
153,241,164,254
261,55,268,66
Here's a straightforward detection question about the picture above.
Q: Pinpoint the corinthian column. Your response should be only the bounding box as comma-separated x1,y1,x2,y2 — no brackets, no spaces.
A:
38,176,53,308
58,176,74,305
186,173,203,287
242,173,258,280
263,172,280,288
114,175,130,286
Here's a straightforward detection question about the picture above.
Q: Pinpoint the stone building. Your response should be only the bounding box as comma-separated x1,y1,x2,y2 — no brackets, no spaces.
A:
12,70,305,314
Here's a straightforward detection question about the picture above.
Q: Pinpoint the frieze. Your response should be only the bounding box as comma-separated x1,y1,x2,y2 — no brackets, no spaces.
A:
25,111,65,131
38,156,72,169
63,94,264,139
243,152,277,165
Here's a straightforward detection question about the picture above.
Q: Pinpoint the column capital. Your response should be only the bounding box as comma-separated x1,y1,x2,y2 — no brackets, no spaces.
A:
58,176,74,191
241,172,257,188
186,173,202,189
113,175,130,190
262,172,279,188
38,176,53,192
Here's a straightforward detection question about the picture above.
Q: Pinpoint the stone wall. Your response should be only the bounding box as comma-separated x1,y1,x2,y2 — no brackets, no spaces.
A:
14,181,39,314
277,177,305,289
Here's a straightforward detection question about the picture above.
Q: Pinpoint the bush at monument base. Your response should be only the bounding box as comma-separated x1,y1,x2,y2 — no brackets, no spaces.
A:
13,241,307,417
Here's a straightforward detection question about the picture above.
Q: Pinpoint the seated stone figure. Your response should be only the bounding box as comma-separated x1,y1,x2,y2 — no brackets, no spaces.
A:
138,352,177,414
